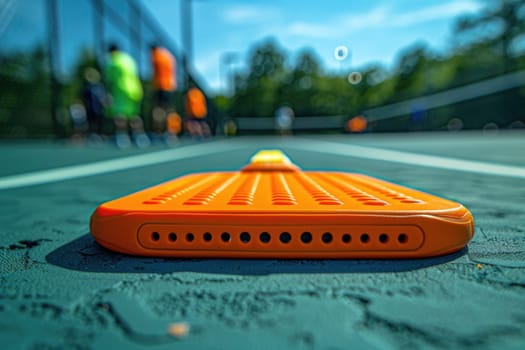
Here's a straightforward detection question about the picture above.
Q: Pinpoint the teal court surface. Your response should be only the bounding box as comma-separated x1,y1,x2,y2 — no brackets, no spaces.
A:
1,131,524,349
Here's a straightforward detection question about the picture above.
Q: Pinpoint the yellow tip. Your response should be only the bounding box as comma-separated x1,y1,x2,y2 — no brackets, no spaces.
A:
250,150,291,164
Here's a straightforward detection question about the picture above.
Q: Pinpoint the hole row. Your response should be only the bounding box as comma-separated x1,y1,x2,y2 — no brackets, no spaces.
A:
150,231,409,245
371,187,425,204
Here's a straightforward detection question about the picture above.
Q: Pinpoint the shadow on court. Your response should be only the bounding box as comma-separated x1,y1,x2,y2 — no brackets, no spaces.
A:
46,234,467,274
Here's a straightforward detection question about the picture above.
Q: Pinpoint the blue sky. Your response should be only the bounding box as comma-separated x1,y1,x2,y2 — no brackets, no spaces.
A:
142,0,484,94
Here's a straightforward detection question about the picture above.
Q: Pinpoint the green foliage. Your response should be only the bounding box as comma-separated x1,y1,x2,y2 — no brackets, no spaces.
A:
231,39,287,117
226,0,525,131
213,95,230,112
0,45,53,137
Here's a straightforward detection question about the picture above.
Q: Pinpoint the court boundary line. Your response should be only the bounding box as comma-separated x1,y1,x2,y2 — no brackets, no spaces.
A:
289,137,525,179
0,140,242,190
3,136,524,190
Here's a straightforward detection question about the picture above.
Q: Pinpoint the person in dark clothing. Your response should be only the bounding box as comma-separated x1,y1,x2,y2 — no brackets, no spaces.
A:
82,67,106,135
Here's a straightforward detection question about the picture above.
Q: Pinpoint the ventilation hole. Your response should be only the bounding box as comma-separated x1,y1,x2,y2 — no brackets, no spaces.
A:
151,232,160,241
203,232,212,242
279,232,291,244
186,233,195,242
228,201,251,205
260,232,271,243
342,233,351,243
143,200,164,205
221,232,231,242
184,201,207,205
322,232,333,243
363,201,388,206
318,200,342,205
301,232,312,243
168,232,177,242
360,233,370,243
398,233,408,244
379,233,389,244
240,232,251,243
273,201,296,205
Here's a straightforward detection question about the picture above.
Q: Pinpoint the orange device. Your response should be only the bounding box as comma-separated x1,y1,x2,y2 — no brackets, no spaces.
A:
90,150,474,258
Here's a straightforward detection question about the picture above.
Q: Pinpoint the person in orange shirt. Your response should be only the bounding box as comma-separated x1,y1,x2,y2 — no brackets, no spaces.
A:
150,44,177,137
184,83,210,138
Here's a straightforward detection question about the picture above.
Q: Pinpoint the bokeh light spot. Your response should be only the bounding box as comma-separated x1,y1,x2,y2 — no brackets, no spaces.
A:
333,45,348,61
347,71,362,85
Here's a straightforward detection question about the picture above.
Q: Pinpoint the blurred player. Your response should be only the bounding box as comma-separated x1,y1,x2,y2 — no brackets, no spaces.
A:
223,119,237,136
82,67,106,142
105,44,149,148
410,103,426,131
150,44,177,141
346,115,367,133
275,105,294,135
184,84,210,138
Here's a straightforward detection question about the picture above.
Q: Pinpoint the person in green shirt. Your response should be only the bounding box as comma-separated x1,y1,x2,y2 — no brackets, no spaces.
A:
105,44,149,148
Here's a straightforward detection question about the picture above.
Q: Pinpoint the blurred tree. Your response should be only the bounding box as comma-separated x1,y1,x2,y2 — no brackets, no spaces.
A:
391,44,432,101
277,49,322,116
453,0,525,77
213,94,230,112
359,65,396,108
0,46,52,137
449,0,525,126
231,39,287,117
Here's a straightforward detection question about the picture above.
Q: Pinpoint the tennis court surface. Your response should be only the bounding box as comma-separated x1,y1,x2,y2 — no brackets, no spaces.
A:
1,131,524,349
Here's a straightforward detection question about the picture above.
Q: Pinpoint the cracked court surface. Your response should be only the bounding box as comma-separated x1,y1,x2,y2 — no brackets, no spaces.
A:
0,131,524,349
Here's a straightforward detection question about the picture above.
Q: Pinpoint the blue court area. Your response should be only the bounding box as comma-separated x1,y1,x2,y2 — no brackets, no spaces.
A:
1,131,524,349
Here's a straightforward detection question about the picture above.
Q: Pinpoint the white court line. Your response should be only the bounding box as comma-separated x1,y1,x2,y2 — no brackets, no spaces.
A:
0,140,242,190
289,138,525,179
3,137,524,190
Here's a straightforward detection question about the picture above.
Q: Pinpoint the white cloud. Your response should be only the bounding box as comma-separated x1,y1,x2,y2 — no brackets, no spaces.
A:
286,1,482,39
222,4,278,24
391,1,483,27
288,5,389,38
